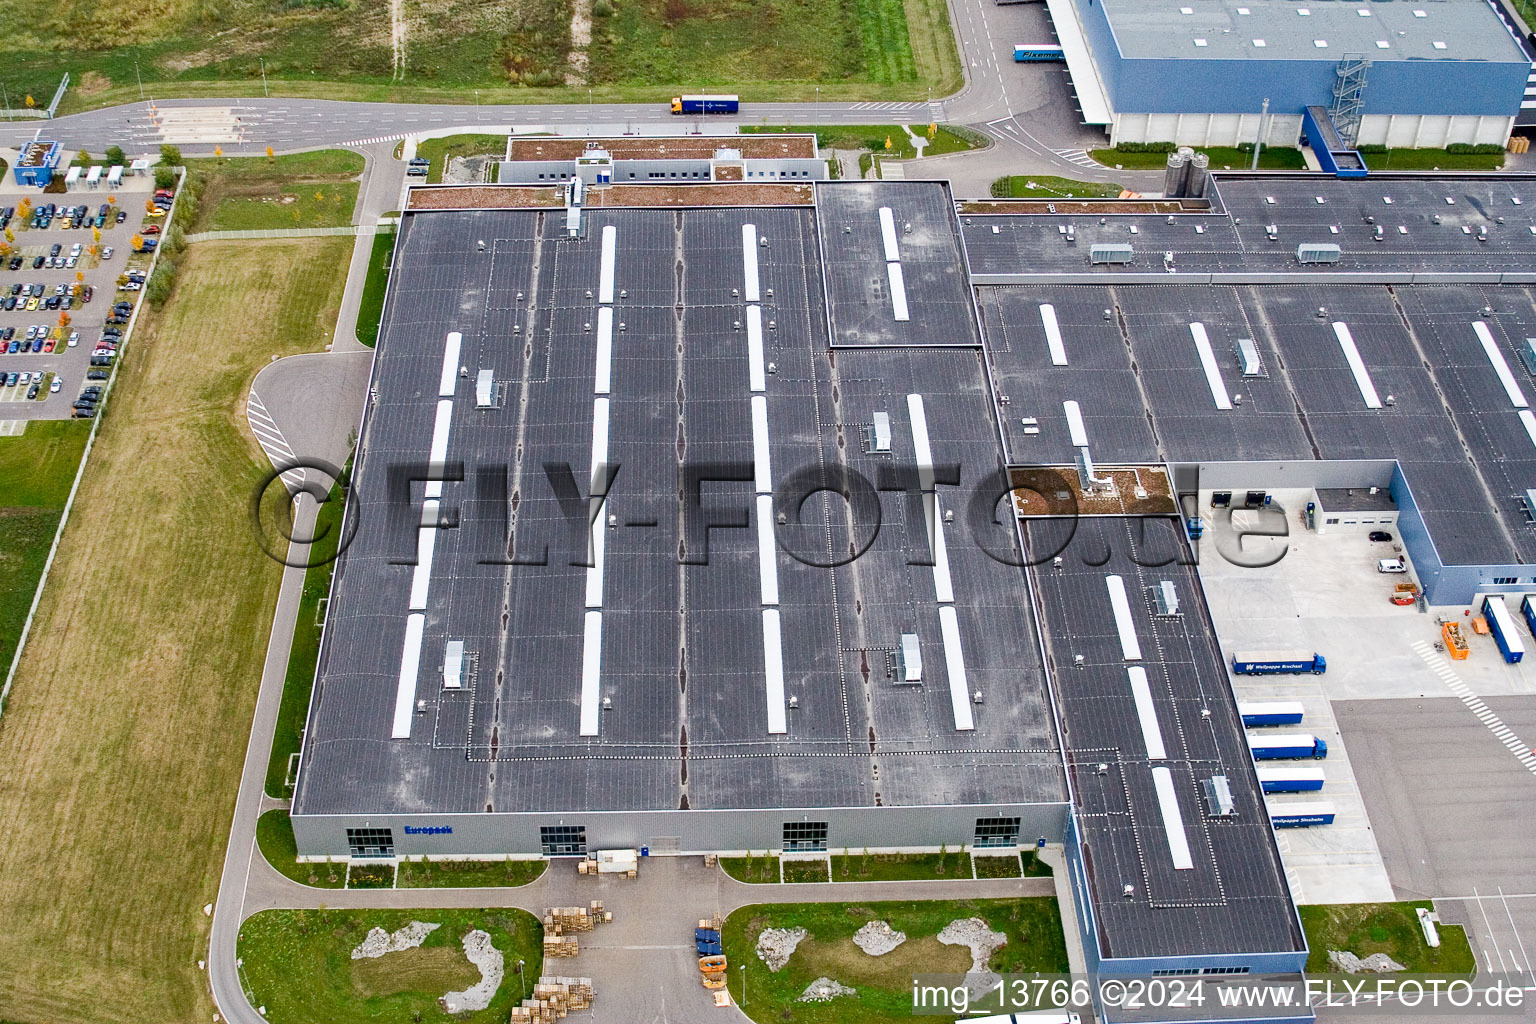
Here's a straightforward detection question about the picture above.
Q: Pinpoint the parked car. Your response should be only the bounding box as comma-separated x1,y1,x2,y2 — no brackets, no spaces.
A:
141,225,162,236
100,247,113,261
86,370,109,380
1368,530,1393,543
4,372,16,387
49,377,61,393
31,256,44,269
115,210,127,224
1377,557,1407,574
25,382,38,400
73,408,95,418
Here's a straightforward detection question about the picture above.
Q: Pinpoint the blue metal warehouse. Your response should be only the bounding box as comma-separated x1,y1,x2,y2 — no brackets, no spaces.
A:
1046,0,1530,149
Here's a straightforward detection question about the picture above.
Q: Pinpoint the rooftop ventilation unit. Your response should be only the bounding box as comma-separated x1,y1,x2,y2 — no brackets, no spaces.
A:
1154,580,1180,616
1519,338,1536,377
1524,489,1536,521
1297,242,1342,264
1090,243,1134,265
475,369,495,409
1234,337,1265,377
443,640,465,689
895,633,923,683
1203,775,1236,816
865,411,892,453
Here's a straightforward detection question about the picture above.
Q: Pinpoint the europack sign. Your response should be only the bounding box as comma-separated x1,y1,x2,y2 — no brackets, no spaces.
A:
403,825,453,836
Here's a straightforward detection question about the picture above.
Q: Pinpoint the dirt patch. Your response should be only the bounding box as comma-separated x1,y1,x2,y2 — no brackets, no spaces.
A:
351,946,480,997
797,935,970,989
566,0,593,84
75,71,113,97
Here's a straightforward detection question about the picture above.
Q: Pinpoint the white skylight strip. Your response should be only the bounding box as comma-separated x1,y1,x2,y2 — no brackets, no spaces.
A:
598,224,617,304
578,610,602,736
585,499,606,609
747,305,766,392
1474,320,1529,408
1151,766,1196,870
1518,410,1536,451
1189,322,1233,410
763,609,787,734
594,308,613,395
586,397,610,609
751,395,773,494
424,399,453,499
1106,574,1143,661
1064,399,1090,448
932,495,955,605
742,223,760,302
439,331,462,398
1331,322,1382,409
939,606,976,731
590,396,611,500
908,393,935,490
1128,666,1167,760
391,613,425,738
878,206,902,262
409,500,439,610
888,262,910,322
1040,303,1068,365
757,494,780,606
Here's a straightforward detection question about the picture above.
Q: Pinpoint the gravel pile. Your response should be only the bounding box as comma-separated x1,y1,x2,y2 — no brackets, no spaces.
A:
799,977,856,1002
1329,950,1407,974
441,929,504,1013
853,920,907,956
756,927,808,972
350,921,440,959
937,917,1007,974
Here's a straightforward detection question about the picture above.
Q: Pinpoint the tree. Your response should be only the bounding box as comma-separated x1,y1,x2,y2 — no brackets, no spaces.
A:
159,144,182,167
24,95,34,109
214,145,223,163
928,123,937,138
885,136,894,151
266,146,275,162
106,145,126,166
107,194,116,205
145,199,157,214
92,226,101,244
3,228,12,244
17,198,31,217
57,311,70,330
75,271,84,287
131,234,144,252
153,167,176,190
146,263,175,307
76,149,91,166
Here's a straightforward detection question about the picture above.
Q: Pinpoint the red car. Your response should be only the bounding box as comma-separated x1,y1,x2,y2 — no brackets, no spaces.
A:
154,189,174,198
43,338,55,353
141,224,162,235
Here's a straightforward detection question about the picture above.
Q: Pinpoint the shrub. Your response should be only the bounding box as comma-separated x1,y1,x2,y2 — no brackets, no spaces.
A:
146,263,176,307
1115,141,1177,153
105,145,126,165
153,167,177,190
1357,144,1388,154
159,144,182,167
593,0,613,15
1445,143,1504,155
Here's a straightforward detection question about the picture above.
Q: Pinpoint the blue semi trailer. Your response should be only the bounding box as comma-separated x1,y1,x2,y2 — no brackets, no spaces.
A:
1269,800,1336,828
1231,650,1326,675
1248,733,1328,760
1255,765,1326,792
1238,701,1305,727
671,94,740,114
1483,595,1525,664
1014,44,1065,62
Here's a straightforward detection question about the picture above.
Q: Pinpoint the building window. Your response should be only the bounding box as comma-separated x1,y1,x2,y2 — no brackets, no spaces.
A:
540,824,587,856
783,821,828,852
974,816,1022,848
346,827,395,858
1325,518,1339,525
1494,577,1518,585
1152,968,1201,976
1203,967,1251,975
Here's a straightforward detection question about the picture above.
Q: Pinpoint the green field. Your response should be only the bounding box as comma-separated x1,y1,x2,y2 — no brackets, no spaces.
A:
725,898,1069,1024
992,175,1124,199
397,857,548,888
1300,902,1476,975
238,907,544,1024
355,228,397,348
12,0,959,114
1359,148,1506,170
1092,146,1307,171
0,420,89,690
183,151,365,234
0,236,351,1024
264,472,348,797
257,810,344,888
830,850,972,881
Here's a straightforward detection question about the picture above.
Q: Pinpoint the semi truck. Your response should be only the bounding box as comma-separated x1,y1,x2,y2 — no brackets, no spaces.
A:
670,94,740,115
1238,701,1305,727
1230,650,1326,675
1014,44,1066,62
1269,800,1336,828
1255,765,1325,792
1484,595,1525,664
1248,733,1328,760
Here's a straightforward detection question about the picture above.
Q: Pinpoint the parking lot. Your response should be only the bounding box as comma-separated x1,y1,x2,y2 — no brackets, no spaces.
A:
0,167,162,422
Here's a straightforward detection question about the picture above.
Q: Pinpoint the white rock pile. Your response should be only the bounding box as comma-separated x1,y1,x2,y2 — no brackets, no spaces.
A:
756,927,808,972
853,920,907,956
937,917,1007,974
350,921,440,959
799,977,857,1002
440,929,504,1013
1328,950,1407,974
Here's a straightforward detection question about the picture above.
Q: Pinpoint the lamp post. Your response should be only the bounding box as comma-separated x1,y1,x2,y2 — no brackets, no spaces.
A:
260,58,268,98
741,964,747,1006
135,62,144,101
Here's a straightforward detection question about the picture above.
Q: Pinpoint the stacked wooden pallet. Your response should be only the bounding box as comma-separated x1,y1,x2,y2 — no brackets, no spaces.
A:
508,978,595,1022
542,934,579,958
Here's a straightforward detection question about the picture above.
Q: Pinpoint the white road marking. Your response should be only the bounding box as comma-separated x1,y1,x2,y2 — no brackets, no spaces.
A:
1412,641,1536,776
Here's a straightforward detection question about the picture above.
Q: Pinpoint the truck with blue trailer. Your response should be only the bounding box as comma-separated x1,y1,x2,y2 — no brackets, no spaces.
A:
671,94,739,115
1485,595,1526,664
1522,594,1536,638
1230,650,1326,675
1248,733,1328,760
1238,701,1305,727
1014,44,1065,62
1269,800,1336,828
1255,765,1325,792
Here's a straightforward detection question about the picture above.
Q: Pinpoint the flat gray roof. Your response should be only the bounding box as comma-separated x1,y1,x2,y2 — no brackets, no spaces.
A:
1098,0,1524,63
293,202,1065,818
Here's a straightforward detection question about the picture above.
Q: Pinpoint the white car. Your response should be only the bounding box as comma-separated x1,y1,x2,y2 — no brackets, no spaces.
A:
1377,557,1407,574
67,331,78,348
49,377,61,393
101,246,114,260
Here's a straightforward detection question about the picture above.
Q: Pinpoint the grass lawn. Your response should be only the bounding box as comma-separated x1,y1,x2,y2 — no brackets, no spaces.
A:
1092,146,1307,171
0,236,350,1024
831,851,972,881
416,134,506,185
397,858,548,888
257,810,344,889
743,124,977,161
183,151,364,234
347,862,397,888
1360,148,1506,171
354,228,397,348
238,907,544,1024
783,859,830,883
264,472,348,798
1300,902,1476,975
992,175,1124,199
722,854,782,883
725,898,1069,1024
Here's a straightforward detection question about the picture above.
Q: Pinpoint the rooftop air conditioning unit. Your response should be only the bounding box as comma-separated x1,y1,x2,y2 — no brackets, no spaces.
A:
1296,242,1342,264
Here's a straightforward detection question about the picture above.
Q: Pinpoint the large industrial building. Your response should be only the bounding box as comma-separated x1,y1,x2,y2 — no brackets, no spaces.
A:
1044,0,1531,147
290,168,1536,1022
